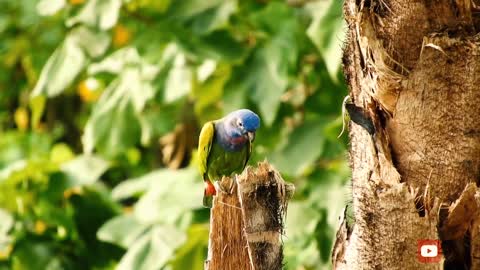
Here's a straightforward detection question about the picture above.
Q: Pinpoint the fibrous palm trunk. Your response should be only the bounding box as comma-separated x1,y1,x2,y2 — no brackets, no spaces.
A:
333,0,480,269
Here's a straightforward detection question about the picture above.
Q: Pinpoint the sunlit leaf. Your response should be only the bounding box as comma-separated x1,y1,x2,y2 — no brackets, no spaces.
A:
66,0,122,30
36,0,66,16
89,47,143,75
111,174,151,200
116,225,186,270
306,0,346,80
61,154,109,186
83,63,156,156
164,53,192,103
31,27,109,98
0,209,13,235
118,168,203,224
70,27,111,58
31,35,86,97
97,214,150,249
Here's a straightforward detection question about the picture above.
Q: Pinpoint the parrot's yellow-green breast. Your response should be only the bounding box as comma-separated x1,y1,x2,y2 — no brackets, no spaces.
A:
197,121,251,181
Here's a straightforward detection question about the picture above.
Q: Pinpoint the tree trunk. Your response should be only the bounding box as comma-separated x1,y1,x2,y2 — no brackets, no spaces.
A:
333,0,480,269
205,162,294,270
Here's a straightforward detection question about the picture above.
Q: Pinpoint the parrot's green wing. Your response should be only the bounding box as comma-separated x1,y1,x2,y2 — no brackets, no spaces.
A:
198,121,215,180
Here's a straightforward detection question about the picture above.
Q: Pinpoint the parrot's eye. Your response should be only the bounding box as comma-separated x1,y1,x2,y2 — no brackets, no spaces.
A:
237,120,243,127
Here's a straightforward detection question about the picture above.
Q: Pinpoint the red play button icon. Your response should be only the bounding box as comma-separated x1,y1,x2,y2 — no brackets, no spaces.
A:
417,239,442,263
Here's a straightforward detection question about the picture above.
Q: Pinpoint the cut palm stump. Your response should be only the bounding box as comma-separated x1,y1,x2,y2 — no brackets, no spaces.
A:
204,161,295,270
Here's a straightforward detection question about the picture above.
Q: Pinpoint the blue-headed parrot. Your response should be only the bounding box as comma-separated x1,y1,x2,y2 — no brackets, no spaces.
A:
197,109,260,208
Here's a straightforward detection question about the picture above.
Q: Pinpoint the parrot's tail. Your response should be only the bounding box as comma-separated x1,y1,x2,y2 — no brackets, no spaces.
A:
203,180,216,208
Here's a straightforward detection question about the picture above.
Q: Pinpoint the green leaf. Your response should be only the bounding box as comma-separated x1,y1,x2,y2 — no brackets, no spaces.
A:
193,62,230,123
248,40,289,126
140,103,180,141
227,2,300,125
222,74,247,113
29,95,46,129
97,214,150,249
285,202,321,239
11,242,55,270
166,0,224,21
116,225,186,270
49,143,75,164
306,0,346,80
179,30,247,63
283,202,323,269
83,97,141,157
169,224,209,270
60,154,109,186
314,209,335,263
0,131,52,169
188,0,237,35
269,118,326,176
307,167,350,227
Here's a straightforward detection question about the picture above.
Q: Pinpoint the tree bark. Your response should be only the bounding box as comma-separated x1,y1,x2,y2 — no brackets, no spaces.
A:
334,0,480,269
205,162,294,270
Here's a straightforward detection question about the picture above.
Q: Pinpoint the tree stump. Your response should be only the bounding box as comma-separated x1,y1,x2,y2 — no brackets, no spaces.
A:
204,161,295,270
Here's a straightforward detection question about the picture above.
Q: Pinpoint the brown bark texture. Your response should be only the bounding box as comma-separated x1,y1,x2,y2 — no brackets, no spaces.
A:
333,0,480,269
204,162,294,270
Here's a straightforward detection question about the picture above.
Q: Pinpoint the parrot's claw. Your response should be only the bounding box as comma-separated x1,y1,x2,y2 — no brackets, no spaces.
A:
229,175,237,194
214,181,225,194
216,176,235,195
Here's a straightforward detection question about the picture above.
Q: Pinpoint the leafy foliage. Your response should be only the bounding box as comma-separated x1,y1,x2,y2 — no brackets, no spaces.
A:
0,0,348,269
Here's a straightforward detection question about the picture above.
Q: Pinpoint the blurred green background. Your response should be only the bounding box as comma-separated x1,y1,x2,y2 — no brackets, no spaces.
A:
0,0,349,269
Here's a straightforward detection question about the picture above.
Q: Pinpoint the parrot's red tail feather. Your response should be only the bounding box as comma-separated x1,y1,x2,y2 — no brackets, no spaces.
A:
203,180,216,208
204,180,217,196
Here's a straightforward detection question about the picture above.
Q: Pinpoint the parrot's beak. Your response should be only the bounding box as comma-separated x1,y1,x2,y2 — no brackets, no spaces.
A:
247,132,255,142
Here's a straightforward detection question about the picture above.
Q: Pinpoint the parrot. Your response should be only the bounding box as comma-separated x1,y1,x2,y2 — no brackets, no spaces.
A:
197,109,260,208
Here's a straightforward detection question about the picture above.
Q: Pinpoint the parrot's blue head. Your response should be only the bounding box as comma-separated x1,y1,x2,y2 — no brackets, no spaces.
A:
225,109,260,142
